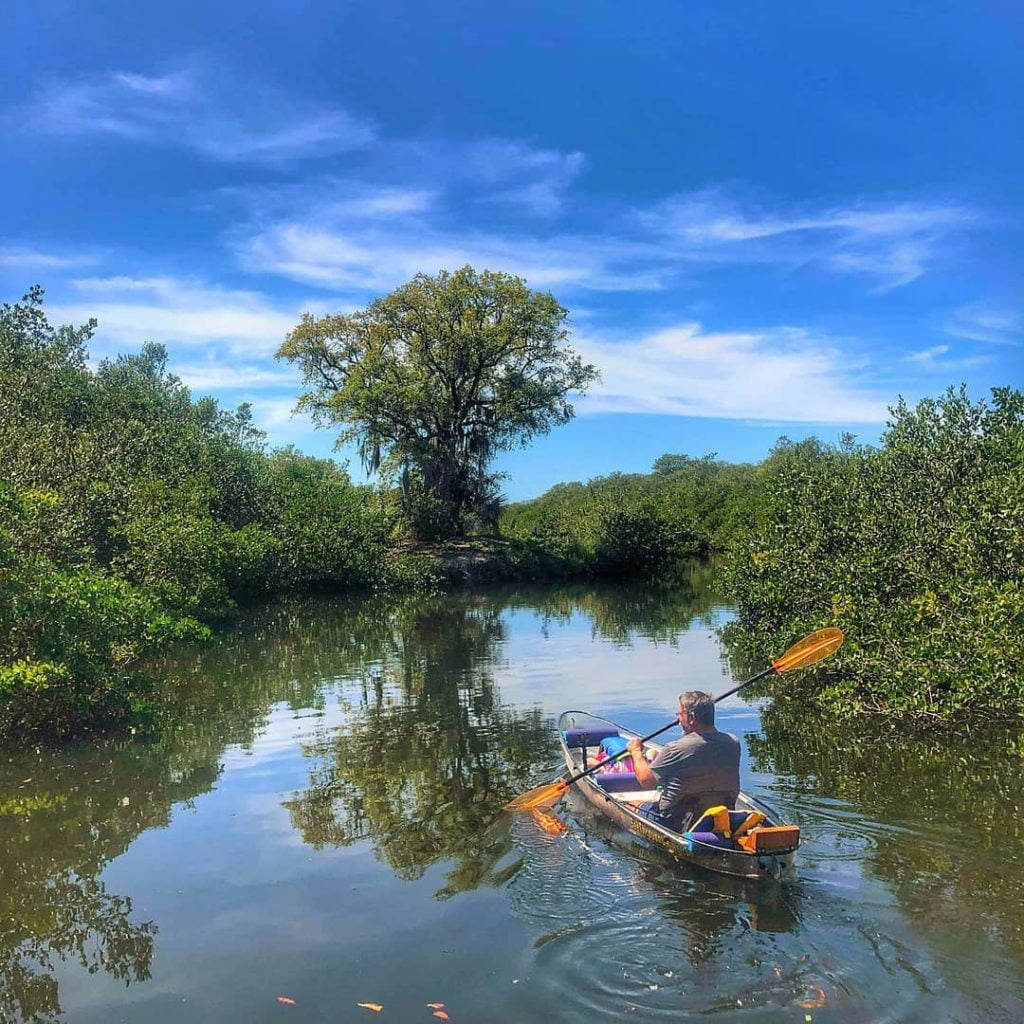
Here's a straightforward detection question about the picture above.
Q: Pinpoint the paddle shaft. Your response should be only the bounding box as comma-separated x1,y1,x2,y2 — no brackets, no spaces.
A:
562,664,777,788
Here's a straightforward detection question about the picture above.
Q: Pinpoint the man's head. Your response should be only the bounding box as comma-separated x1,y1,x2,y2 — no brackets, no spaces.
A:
677,691,715,732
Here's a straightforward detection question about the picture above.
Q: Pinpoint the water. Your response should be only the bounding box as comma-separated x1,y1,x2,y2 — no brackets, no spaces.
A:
2,568,1023,1023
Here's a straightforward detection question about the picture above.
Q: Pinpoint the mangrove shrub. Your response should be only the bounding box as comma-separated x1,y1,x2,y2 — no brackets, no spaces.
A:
724,387,1024,720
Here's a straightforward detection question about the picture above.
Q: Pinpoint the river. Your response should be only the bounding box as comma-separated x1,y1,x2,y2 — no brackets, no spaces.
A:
2,566,1023,1022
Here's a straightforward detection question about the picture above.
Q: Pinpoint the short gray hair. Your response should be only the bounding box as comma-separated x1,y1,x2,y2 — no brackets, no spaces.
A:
678,690,715,726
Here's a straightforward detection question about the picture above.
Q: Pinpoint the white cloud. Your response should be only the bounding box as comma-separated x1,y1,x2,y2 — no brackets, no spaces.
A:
575,322,892,423
34,268,964,444
48,276,304,355
21,63,375,165
455,139,586,215
173,361,299,391
237,219,660,293
906,344,950,362
945,304,1023,347
235,177,973,297
902,342,989,372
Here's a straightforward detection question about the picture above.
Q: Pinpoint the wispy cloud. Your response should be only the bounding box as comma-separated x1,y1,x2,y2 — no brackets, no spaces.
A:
11,59,972,293
19,63,375,165
172,361,299,391
237,220,657,293
237,184,969,297
945,303,1023,347
903,342,989,372
400,138,587,215
643,189,971,291
0,245,100,270
906,344,951,362
575,322,893,423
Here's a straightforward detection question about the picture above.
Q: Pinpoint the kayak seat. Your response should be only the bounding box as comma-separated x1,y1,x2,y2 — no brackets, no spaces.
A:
690,807,764,837
563,726,622,747
683,831,736,850
681,807,767,850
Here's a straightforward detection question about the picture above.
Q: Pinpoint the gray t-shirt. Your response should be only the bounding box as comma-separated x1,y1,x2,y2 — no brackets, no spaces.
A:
650,729,741,822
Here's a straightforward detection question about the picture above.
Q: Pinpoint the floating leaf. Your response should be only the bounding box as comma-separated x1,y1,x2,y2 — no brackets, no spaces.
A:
799,984,828,1009
426,1004,445,1010
432,1013,449,1021
276,996,296,1005
358,1003,384,1013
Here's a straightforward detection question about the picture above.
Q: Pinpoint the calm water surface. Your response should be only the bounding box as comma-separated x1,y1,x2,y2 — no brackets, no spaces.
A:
3,568,1023,1023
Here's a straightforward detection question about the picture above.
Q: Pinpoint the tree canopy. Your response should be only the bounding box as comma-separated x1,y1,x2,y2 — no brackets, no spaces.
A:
277,267,598,538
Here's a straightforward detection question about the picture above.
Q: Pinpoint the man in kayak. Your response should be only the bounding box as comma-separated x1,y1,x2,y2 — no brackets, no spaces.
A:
626,691,740,831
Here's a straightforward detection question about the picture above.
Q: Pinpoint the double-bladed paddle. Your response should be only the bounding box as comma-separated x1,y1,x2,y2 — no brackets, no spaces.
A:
505,626,844,812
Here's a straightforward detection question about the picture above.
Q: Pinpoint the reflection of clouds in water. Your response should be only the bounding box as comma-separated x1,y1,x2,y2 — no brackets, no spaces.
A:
494,610,736,719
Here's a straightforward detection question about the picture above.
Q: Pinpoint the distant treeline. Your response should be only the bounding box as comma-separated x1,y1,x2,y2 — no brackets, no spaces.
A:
500,453,757,575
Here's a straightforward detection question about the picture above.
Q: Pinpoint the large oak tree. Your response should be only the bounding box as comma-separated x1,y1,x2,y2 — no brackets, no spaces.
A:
278,267,598,537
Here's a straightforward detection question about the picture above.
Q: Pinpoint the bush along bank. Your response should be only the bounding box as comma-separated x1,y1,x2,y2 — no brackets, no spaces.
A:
0,290,439,740
722,387,1024,722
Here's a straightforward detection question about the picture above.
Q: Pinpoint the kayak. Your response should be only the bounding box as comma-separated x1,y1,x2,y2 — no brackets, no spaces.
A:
557,711,799,881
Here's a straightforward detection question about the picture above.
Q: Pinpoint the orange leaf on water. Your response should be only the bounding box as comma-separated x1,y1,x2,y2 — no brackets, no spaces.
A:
799,984,828,1010
432,1013,449,1020
357,1003,384,1012
276,996,296,1005
426,1004,445,1010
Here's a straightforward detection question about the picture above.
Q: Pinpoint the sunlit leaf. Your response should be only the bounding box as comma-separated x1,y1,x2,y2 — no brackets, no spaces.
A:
358,1003,384,1012
276,996,296,1005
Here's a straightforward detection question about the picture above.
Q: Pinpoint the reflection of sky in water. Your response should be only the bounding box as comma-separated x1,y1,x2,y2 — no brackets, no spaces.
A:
489,603,738,720
14,585,1024,1023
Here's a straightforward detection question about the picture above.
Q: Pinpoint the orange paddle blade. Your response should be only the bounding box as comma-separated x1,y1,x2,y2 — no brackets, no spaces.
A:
771,627,844,674
505,778,568,811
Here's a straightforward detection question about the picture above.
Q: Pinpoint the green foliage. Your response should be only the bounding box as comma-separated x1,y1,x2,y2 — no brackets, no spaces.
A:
0,290,406,739
0,482,210,739
723,387,1024,721
278,266,598,538
376,552,446,592
500,456,756,578
260,447,395,591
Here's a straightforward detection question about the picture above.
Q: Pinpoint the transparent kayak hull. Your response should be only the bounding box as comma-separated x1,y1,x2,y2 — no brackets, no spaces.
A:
557,710,798,881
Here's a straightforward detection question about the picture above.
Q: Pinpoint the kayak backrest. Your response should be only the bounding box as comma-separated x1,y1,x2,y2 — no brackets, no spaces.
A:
563,726,621,748
737,825,801,853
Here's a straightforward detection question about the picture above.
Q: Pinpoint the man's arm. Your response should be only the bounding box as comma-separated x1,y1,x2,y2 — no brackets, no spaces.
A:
626,738,658,788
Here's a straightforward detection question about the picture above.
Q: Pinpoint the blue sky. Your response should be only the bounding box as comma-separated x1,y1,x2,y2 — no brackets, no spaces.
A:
2,1,1020,499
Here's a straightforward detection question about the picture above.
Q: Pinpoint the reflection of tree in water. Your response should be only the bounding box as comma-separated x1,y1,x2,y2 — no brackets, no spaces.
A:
0,737,224,1024
270,577,717,894
516,561,722,645
750,703,1024,962
283,596,557,893
0,576,719,1020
